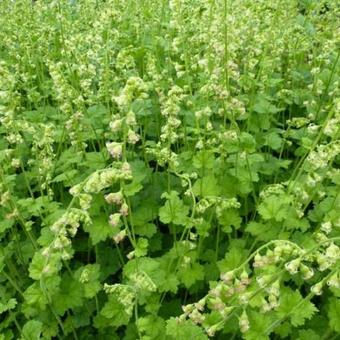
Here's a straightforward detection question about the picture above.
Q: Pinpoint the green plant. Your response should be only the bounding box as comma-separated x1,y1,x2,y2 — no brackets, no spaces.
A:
0,0,339,339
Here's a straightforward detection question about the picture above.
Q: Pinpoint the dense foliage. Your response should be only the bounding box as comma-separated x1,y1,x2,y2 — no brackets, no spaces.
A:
0,0,339,339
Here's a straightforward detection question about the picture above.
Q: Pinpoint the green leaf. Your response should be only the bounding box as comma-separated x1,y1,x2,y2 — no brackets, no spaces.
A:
193,150,215,169
123,258,163,288
20,320,43,340
83,152,107,171
195,218,212,237
100,294,132,327
97,246,122,279
122,161,149,196
240,132,256,153
29,252,61,280
178,262,205,288
264,132,282,151
51,169,78,184
219,174,238,197
159,191,189,226
228,167,255,194
297,329,321,340
137,315,166,339
253,95,280,114
135,238,149,257
258,195,291,221
0,299,17,314
52,276,84,315
23,283,50,315
134,223,157,238
193,175,221,197
123,181,143,196
83,216,116,245
74,264,101,298
133,201,159,227
166,317,209,340
283,208,310,231
0,219,13,234
217,245,247,273
244,310,272,340
277,289,318,327
131,98,154,117
246,222,280,241
218,208,242,233
274,321,292,338
328,298,340,333
37,227,55,247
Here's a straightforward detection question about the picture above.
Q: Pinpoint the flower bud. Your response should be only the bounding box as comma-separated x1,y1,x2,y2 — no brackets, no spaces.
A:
220,306,234,319
239,310,249,333
311,282,323,295
127,129,140,144
127,250,135,260
327,273,340,288
239,292,252,305
266,249,280,263
260,299,271,313
195,298,206,311
189,309,205,324
285,258,300,274
282,244,293,255
209,297,225,311
69,184,82,197
268,294,278,307
321,221,332,234
126,111,137,126
254,253,264,268
79,194,92,210
315,232,328,243
182,304,194,315
42,247,51,257
300,264,314,280
325,244,340,260
109,213,121,228
109,119,122,132
273,248,284,261
210,284,223,298
267,280,280,297
317,254,331,271
11,158,20,168
256,274,273,288
234,279,246,293
220,271,234,283
206,325,218,337
240,270,251,285
121,162,132,178
113,229,126,244
119,202,129,216
105,191,124,205
106,142,123,159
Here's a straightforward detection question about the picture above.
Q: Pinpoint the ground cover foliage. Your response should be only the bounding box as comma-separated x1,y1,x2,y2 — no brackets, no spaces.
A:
0,0,339,339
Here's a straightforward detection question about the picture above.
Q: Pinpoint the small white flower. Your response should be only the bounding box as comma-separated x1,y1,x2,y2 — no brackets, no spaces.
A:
127,129,140,144
106,142,123,159
109,119,122,132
